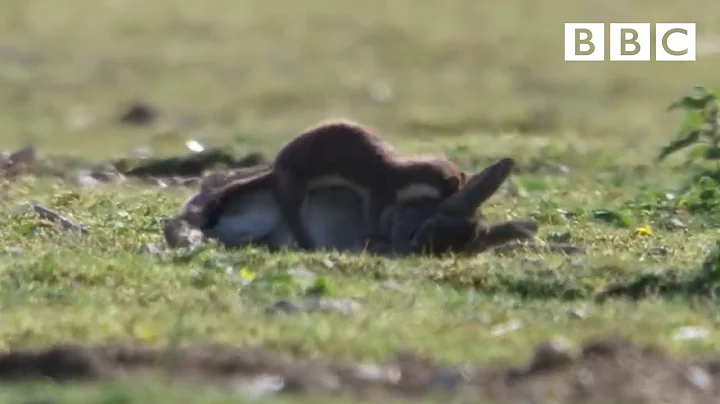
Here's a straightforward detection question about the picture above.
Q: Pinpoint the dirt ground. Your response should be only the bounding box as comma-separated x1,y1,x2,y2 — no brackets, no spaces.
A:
0,334,718,403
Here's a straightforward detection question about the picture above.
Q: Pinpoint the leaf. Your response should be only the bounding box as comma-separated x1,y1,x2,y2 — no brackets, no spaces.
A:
657,129,703,162
704,147,720,160
680,143,710,168
679,110,708,132
668,87,718,111
668,94,715,111
703,87,720,99
692,86,720,100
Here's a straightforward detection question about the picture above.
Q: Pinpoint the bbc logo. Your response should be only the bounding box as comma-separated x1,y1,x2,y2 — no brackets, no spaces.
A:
564,23,696,61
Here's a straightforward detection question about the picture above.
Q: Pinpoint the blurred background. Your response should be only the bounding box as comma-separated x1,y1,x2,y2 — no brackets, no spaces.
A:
0,0,718,167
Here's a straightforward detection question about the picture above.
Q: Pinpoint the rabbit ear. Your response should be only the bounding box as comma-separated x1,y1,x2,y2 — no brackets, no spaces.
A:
436,158,515,217
208,166,274,196
196,169,275,229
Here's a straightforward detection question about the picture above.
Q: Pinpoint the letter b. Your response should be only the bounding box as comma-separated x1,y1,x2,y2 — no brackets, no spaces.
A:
575,29,595,55
610,23,650,61
565,23,605,61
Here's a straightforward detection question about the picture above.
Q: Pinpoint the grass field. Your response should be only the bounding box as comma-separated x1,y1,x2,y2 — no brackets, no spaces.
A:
2,0,720,402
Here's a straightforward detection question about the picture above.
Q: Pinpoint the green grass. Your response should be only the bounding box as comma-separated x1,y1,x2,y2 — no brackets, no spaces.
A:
0,384,372,404
2,0,720,402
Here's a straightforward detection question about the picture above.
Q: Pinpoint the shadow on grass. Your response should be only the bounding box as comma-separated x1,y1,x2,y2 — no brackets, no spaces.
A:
429,260,720,303
595,244,720,302
440,242,720,302
158,238,720,303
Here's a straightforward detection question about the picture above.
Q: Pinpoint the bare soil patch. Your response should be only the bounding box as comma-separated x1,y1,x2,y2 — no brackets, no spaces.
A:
0,335,718,403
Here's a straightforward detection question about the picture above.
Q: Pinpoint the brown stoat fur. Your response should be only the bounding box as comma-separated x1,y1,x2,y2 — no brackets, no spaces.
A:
269,119,466,250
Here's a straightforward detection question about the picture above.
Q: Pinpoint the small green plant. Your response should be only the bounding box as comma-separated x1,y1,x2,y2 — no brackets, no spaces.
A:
658,86,720,167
